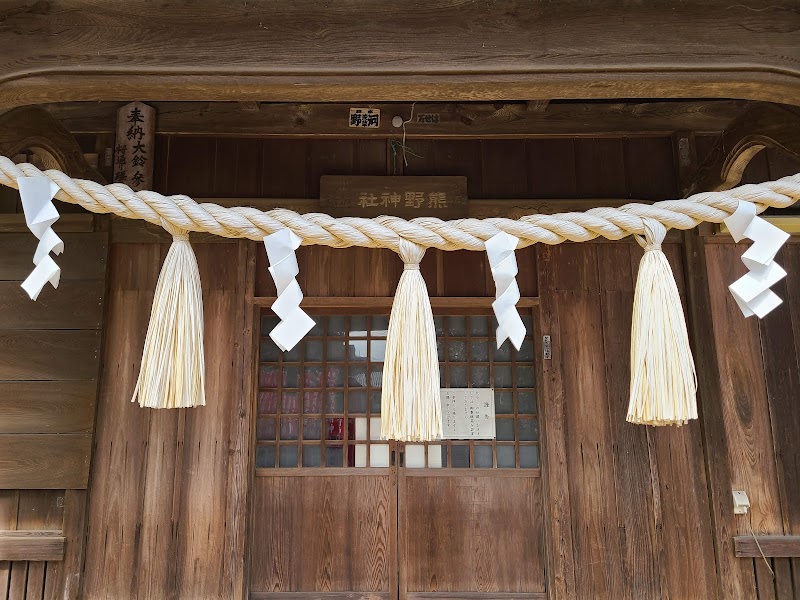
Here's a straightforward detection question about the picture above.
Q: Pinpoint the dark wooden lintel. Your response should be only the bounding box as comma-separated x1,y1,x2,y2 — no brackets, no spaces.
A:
44,100,749,138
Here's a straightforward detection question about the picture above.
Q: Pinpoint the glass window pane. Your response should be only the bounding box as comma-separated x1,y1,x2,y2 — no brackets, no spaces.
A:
428,445,445,468
326,445,343,467
325,391,344,413
349,390,367,414
439,368,446,388
259,366,281,388
474,445,493,468
517,338,534,361
370,391,382,413
350,316,368,337
303,417,321,440
354,417,368,441
259,340,281,362
518,418,539,441
521,315,533,332
517,366,535,387
494,366,513,388
280,417,299,440
497,445,516,468
354,444,367,467
284,344,302,362
405,445,426,468
279,444,298,467
327,340,346,361
303,445,321,467
370,444,390,467
520,445,540,468
450,365,468,387
470,340,489,362
437,339,445,361
471,365,490,388
258,391,278,414
495,390,513,414
496,418,515,441
281,391,300,413
305,340,323,361
370,339,387,362
448,340,467,361
494,341,512,361
328,316,347,336
304,366,323,387
349,365,367,387
371,316,390,337
469,316,489,336
349,340,368,362
326,417,345,440
256,445,276,468
308,318,324,336
518,391,536,414
447,316,466,336
451,445,470,468
283,366,300,388
326,366,345,387
261,315,279,333
304,391,322,414
434,316,445,336
256,417,276,441
370,365,383,388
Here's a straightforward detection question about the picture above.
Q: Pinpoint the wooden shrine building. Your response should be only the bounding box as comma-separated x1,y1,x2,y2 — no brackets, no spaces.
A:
1,2,800,599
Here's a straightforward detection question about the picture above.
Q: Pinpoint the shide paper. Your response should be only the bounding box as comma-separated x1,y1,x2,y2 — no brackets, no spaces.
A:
18,176,62,301
723,201,790,318
264,229,315,351
486,231,525,350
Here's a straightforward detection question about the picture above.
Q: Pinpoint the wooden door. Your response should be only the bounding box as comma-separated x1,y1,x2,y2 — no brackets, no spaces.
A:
248,311,545,600
397,314,546,600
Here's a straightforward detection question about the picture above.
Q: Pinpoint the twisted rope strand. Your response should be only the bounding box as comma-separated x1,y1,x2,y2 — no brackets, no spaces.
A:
1,156,797,252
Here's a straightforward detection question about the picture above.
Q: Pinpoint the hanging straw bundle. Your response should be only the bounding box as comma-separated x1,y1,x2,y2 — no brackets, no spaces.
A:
131,225,205,408
381,240,442,441
627,219,697,426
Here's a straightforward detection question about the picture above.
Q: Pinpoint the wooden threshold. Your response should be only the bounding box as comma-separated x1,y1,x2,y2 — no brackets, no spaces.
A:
251,593,389,600
407,593,547,599
0,530,65,561
255,467,390,477
734,535,800,558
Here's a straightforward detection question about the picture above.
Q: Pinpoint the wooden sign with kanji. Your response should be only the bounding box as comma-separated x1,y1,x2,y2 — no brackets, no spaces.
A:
113,101,155,191
320,176,468,218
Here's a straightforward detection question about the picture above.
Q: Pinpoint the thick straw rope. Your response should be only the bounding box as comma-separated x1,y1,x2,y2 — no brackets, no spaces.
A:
1,157,798,251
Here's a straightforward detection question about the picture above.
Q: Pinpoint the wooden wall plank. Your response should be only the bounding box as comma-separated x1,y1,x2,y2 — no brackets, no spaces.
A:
623,137,678,200
0,281,104,330
0,532,65,562
574,138,627,198
0,434,91,489
0,381,96,434
480,139,528,198
735,536,800,558
0,234,107,282
0,331,100,381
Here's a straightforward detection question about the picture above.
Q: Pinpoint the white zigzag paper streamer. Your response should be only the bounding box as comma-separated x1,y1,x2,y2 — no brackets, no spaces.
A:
18,176,63,301
486,231,526,350
723,201,790,318
264,229,315,351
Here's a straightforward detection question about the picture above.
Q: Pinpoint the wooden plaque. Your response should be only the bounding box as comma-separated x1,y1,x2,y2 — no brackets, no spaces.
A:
320,176,468,218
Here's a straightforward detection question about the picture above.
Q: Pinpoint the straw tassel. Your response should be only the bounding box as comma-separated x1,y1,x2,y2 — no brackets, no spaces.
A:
381,240,442,441
627,219,697,426
131,225,205,408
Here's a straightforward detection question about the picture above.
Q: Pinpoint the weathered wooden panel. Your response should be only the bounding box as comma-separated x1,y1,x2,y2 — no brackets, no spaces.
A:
0,434,91,489
0,331,100,381
250,476,392,593
0,381,96,434
735,536,800,558
0,531,65,562
0,234,107,281
0,281,104,330
83,242,247,600
401,475,545,594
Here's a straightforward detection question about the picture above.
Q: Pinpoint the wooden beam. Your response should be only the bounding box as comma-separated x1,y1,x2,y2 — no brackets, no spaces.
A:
734,535,800,558
0,1,798,108
45,100,749,138
0,530,65,561
688,103,800,195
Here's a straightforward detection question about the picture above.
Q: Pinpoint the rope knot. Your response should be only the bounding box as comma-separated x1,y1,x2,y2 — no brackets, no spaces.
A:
404,263,420,270
161,220,190,242
635,218,667,253
397,239,425,267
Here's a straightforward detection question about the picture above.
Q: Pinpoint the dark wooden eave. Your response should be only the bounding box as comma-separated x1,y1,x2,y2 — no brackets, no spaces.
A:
0,1,798,108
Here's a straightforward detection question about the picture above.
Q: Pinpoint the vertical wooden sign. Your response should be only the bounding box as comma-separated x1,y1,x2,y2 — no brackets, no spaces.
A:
114,102,155,191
